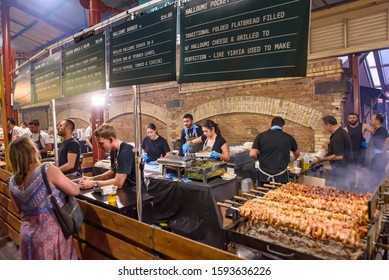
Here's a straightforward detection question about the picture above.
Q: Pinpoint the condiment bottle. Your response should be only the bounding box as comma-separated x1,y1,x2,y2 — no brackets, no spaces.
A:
303,154,310,170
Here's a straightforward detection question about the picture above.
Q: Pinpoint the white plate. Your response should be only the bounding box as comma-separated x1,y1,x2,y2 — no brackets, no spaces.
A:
195,152,211,157
221,175,237,180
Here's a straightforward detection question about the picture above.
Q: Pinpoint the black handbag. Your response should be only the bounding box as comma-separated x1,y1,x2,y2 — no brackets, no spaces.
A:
40,165,84,238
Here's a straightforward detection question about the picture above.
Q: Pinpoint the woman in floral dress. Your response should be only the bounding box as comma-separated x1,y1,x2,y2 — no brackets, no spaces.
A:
8,137,80,260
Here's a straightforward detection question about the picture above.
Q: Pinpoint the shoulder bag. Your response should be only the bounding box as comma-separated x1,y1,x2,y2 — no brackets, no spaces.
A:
40,165,84,238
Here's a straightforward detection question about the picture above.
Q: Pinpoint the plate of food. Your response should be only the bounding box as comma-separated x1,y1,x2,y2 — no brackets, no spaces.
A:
195,151,211,158
221,172,237,180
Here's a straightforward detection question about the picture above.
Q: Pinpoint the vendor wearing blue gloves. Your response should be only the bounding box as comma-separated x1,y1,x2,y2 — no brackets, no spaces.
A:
182,119,230,161
142,123,171,164
179,113,203,156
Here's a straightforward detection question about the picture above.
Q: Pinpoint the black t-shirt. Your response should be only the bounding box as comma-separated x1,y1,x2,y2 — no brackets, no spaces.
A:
346,123,364,152
58,137,81,175
371,126,389,151
179,125,203,155
110,142,136,189
252,129,298,180
142,136,170,161
200,134,226,153
327,127,354,168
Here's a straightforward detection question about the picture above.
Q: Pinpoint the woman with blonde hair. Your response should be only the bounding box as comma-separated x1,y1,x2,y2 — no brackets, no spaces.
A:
8,137,80,259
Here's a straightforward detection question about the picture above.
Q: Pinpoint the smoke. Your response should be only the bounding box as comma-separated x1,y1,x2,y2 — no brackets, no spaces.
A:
324,161,386,193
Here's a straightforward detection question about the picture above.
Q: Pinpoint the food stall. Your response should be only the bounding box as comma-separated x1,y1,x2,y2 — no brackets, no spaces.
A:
219,180,389,260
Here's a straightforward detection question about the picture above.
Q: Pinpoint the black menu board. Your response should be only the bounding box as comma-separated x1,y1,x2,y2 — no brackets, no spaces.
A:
13,66,32,106
179,0,310,83
64,33,106,96
33,52,62,103
110,5,177,87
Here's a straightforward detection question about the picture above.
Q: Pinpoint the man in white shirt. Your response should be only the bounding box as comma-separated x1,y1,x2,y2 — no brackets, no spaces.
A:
28,119,53,159
6,117,23,142
85,122,93,152
21,121,31,134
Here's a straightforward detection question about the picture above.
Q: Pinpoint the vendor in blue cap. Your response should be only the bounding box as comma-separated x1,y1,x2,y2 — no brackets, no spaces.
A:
179,113,204,156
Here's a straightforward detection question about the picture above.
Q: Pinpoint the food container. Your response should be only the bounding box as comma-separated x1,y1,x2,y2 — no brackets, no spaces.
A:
241,178,253,192
186,160,227,183
99,185,118,196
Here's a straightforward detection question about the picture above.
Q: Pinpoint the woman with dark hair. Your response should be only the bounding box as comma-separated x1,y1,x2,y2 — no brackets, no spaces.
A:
182,119,230,161
141,123,171,163
8,137,80,259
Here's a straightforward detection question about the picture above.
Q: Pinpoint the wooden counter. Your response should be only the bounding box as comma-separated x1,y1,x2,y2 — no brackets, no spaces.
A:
0,168,240,260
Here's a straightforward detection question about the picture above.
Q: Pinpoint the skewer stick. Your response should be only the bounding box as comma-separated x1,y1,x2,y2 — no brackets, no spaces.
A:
224,199,241,206
254,186,270,191
250,189,267,196
242,192,256,198
234,195,248,201
263,184,278,189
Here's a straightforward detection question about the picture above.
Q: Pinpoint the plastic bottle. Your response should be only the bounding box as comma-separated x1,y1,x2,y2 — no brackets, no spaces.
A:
303,154,310,170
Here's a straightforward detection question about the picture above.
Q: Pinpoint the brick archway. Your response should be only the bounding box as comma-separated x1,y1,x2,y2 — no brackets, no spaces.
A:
107,100,169,124
186,96,327,152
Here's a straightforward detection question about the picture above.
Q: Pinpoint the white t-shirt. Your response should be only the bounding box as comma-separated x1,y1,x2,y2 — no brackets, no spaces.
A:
11,126,24,138
29,131,54,148
85,125,92,139
22,127,31,135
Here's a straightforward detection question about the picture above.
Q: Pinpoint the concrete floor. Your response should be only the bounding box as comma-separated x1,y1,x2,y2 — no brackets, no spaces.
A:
0,231,18,260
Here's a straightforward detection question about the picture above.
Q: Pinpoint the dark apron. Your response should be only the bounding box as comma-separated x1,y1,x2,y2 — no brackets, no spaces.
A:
32,133,47,159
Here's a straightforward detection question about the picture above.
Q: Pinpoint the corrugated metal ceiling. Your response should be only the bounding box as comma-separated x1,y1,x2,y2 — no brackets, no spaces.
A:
0,0,356,53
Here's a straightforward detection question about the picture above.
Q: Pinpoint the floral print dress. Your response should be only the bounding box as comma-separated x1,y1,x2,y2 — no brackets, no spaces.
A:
9,163,77,260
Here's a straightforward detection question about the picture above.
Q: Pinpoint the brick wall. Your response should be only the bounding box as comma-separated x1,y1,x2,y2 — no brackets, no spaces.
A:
46,58,348,153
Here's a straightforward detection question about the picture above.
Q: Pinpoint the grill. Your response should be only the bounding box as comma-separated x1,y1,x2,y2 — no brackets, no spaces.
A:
220,181,389,260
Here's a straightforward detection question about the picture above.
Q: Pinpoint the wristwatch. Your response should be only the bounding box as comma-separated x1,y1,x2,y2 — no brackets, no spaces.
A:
93,181,99,189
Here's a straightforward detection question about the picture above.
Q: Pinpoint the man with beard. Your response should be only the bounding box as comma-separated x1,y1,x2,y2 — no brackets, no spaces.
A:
57,119,81,176
344,113,373,166
179,113,203,156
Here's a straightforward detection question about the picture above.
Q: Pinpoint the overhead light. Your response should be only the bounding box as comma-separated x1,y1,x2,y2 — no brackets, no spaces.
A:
92,95,105,106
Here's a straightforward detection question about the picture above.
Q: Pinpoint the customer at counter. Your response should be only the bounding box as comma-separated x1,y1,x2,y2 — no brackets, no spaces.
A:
21,121,30,134
141,123,171,164
78,124,137,190
315,116,354,189
6,117,23,142
27,119,53,159
183,119,230,161
179,113,203,156
249,116,300,185
85,119,93,152
57,119,81,176
8,137,79,260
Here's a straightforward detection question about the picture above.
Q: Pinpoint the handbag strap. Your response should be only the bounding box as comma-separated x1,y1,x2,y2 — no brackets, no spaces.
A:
40,164,53,196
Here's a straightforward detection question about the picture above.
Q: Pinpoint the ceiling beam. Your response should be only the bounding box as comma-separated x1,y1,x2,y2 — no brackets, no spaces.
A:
373,51,388,92
10,1,78,35
10,20,39,40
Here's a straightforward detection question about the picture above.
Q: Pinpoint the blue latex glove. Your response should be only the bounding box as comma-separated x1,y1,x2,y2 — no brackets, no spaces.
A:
182,143,190,153
361,141,368,149
149,161,158,165
141,153,149,162
209,151,220,159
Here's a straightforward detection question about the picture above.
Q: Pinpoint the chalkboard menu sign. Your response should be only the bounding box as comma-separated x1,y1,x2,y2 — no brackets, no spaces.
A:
179,0,310,83
110,5,177,87
13,66,32,106
64,33,106,96
33,52,62,103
